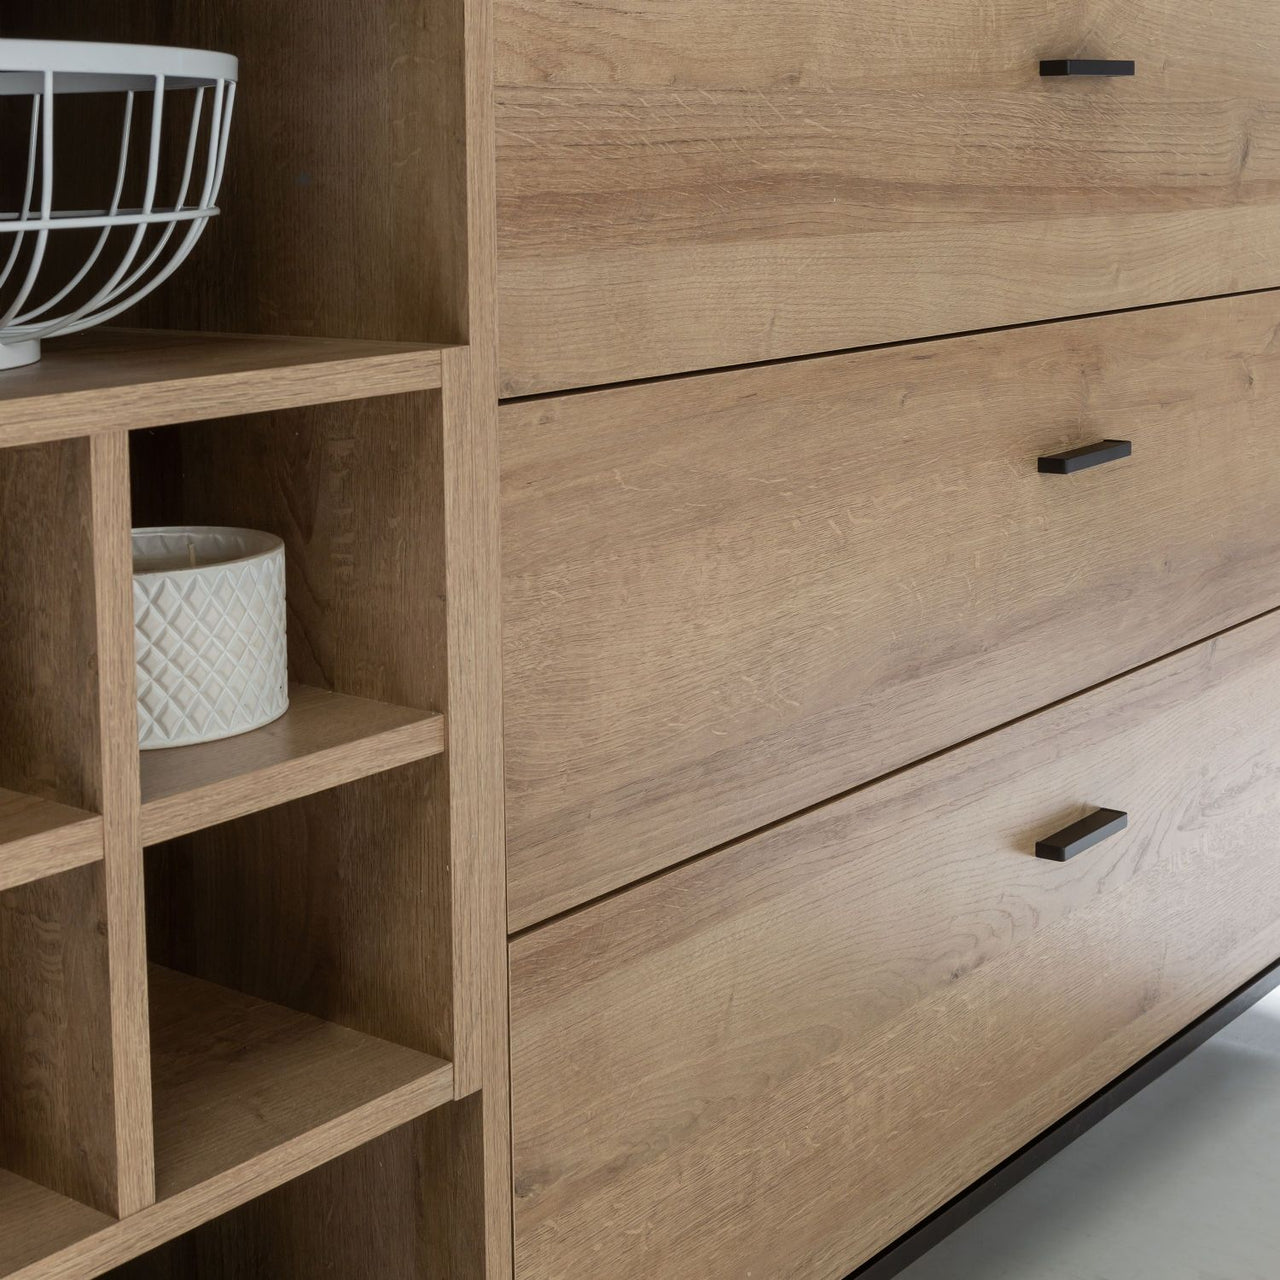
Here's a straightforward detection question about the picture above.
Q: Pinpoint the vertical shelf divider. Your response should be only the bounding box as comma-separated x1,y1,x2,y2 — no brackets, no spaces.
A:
89,431,156,1216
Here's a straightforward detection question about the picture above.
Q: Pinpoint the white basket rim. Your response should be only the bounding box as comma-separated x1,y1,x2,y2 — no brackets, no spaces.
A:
0,39,237,89
132,526,282,581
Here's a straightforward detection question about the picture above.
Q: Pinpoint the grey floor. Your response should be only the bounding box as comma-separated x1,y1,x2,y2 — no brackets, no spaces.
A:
897,989,1280,1280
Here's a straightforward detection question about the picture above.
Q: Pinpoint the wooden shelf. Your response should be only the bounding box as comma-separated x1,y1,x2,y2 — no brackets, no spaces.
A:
0,789,103,894
0,972,454,1279
0,329,448,451
149,965,455,1202
0,1170,112,1279
139,685,446,845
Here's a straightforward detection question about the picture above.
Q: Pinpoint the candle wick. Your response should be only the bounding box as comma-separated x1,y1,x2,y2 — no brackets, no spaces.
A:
187,540,197,568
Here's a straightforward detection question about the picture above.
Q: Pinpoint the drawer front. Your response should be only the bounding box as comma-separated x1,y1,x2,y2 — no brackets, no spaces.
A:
503,292,1280,928
496,0,1280,395
511,610,1280,1280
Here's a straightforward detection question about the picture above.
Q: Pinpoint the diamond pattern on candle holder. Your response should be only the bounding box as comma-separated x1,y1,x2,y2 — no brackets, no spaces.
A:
134,548,288,749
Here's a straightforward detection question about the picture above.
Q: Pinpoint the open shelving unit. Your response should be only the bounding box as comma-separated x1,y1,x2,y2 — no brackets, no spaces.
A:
0,327,500,1279
1,0,508,1272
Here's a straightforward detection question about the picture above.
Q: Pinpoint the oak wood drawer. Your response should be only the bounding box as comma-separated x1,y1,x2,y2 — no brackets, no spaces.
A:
511,608,1280,1280
496,0,1280,395
503,291,1280,928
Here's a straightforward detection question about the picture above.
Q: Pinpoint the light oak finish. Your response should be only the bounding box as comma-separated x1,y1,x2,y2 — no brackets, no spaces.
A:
512,608,1280,1280
0,330,445,451
0,791,103,894
0,968,453,1280
0,440,126,1216
89,431,156,1218
149,965,454,1200
0,1173,112,1280
503,290,1280,927
139,685,446,846
495,0,1280,394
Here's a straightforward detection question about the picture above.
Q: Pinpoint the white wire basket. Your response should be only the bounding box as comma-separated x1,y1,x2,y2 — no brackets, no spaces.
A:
0,39,238,370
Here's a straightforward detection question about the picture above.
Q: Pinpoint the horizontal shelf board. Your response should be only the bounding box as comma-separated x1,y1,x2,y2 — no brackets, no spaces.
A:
149,965,455,1202
0,789,103,894
0,1169,112,1279
0,328,450,450
139,684,445,845
4,970,454,1279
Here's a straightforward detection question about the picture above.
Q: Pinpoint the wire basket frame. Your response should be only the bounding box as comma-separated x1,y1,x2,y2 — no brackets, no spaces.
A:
0,39,238,369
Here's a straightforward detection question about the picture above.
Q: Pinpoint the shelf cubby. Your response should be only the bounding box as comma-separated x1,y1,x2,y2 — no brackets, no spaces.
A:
0,867,121,1223
148,965,453,1201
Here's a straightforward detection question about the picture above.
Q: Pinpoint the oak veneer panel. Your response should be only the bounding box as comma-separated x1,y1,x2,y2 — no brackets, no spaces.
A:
0,330,446,451
149,965,453,1200
0,439,100,810
89,431,156,1217
495,0,1280,393
503,291,1280,927
0,791,103,894
0,868,118,1217
512,609,1280,1280
139,685,446,845
0,440,127,1214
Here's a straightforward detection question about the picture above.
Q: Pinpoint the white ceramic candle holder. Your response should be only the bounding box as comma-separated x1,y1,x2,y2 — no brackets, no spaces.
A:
132,526,288,750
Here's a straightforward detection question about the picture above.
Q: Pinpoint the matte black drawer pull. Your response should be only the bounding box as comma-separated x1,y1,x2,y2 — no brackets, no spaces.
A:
1040,59,1136,77
1038,439,1132,475
1036,808,1128,862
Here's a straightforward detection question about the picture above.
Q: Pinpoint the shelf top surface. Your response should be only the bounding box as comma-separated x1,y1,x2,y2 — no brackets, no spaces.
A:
0,328,453,450
149,965,453,1200
139,684,445,846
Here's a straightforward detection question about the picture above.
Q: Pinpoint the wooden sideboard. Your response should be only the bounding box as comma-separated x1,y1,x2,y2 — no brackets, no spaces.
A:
3,1,1280,1277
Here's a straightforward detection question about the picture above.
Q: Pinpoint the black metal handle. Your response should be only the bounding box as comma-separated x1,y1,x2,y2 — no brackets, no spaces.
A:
1038,439,1132,475
1036,808,1128,862
1040,59,1135,77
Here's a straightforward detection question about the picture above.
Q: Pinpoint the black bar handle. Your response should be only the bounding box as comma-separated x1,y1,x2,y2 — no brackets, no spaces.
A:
1040,59,1135,77
1036,808,1128,862
1038,439,1132,475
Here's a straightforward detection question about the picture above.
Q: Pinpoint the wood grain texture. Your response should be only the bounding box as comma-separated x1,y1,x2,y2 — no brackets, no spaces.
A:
140,685,445,846
94,1118,445,1280
503,290,1280,927
495,0,1280,393
0,1171,113,1279
0,868,119,1217
0,439,100,809
149,965,453,1200
0,330,446,451
90,431,155,1216
511,607,1280,1280
0,791,103,894
0,440,123,1215
0,1047,452,1280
